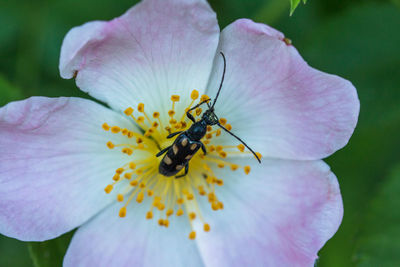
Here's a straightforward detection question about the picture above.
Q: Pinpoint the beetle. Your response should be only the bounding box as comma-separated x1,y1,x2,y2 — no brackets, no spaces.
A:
156,52,261,178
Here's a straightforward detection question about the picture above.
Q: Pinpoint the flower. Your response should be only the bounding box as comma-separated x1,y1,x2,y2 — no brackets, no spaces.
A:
0,0,359,266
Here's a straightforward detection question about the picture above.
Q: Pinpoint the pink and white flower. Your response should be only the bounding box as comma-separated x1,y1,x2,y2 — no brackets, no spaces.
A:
0,0,359,266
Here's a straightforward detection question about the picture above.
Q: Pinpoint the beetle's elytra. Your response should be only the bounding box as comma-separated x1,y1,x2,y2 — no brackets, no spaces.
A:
157,52,261,178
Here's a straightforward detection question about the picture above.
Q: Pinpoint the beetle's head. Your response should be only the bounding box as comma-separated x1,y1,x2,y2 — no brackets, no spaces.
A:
202,108,219,126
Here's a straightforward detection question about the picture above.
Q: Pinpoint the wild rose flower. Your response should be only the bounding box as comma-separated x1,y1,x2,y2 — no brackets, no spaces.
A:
0,0,359,266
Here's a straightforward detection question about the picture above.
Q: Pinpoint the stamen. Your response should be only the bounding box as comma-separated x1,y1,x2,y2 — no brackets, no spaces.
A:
102,90,257,239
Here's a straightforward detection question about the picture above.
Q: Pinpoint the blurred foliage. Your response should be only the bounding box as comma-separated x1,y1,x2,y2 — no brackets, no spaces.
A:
28,232,74,267
1,0,400,266
290,0,307,15
352,164,400,266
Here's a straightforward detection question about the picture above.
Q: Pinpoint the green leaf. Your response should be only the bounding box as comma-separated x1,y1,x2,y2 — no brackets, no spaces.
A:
28,231,74,267
290,0,307,15
289,4,400,267
0,74,23,106
353,164,400,266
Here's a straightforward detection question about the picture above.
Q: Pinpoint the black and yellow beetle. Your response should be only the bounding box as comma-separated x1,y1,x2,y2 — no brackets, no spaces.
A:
157,52,261,178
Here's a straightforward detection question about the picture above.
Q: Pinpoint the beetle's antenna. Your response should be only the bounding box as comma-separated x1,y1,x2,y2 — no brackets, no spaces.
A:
211,52,226,109
217,123,261,163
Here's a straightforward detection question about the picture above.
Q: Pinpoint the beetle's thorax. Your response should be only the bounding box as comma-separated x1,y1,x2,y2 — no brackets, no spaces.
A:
186,120,207,141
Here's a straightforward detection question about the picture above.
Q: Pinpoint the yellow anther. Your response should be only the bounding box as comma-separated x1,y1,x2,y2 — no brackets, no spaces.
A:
177,198,184,205
169,119,177,124
168,110,175,117
244,166,251,174
164,219,170,227
203,140,210,145
207,126,212,132
189,231,196,240
208,192,216,202
153,112,160,118
135,169,143,175
256,152,262,159
165,126,171,133
157,202,165,211
200,94,209,102
171,95,180,102
112,174,120,181
102,123,110,131
158,219,164,226
226,124,232,131
136,137,143,144
107,141,115,149
211,201,220,211
122,148,133,155
191,90,199,100
217,163,225,168
152,121,159,128
181,121,187,129
116,168,124,174
129,162,136,169
137,116,145,123
124,173,132,179
219,151,227,158
216,179,224,186
130,180,138,187
206,133,212,139
127,132,134,138
154,196,162,203
230,164,239,171
209,145,215,152
166,209,174,217
196,108,202,116
117,194,124,202
176,209,184,216
138,143,145,149
204,223,211,232
121,128,128,135
111,126,121,133
104,185,113,194
174,122,182,129
138,103,144,112
216,145,223,152
237,144,245,152
147,190,153,196
124,107,134,116
216,129,221,136
187,193,194,201
136,192,144,203
139,182,146,189
206,176,214,184
219,202,224,209
146,211,153,219
119,207,127,217
189,212,196,220
219,118,227,125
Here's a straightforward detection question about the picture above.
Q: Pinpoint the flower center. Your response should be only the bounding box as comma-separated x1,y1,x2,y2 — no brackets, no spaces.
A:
102,90,261,239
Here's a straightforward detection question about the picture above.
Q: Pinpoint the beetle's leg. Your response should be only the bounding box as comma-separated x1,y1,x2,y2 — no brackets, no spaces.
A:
175,163,189,179
156,146,170,157
200,142,207,155
186,111,196,123
167,131,182,139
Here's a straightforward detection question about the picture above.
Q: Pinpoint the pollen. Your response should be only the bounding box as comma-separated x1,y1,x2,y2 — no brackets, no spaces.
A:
171,95,180,102
102,90,258,240
124,107,134,116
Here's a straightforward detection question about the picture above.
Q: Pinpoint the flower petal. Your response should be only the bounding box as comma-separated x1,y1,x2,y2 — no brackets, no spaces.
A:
195,159,343,267
206,19,359,160
59,0,220,118
0,97,135,241
64,202,204,267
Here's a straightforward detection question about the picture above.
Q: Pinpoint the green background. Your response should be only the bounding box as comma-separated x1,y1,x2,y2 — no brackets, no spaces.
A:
1,0,400,266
